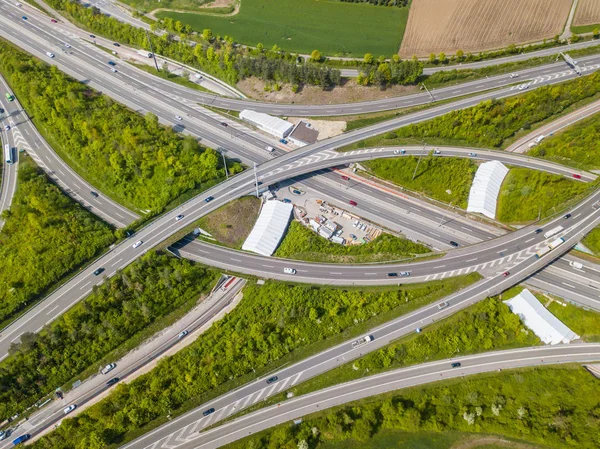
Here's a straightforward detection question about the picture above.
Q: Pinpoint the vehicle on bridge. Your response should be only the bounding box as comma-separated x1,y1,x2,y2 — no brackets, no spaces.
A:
534,237,564,259
4,144,14,165
543,226,563,239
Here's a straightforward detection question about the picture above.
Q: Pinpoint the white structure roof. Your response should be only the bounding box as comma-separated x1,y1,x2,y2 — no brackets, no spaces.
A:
242,200,293,256
504,289,579,345
239,109,294,139
467,160,509,219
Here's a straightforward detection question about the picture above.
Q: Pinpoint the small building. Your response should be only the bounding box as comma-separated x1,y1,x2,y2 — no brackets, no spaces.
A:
504,289,580,345
324,221,339,232
242,200,293,256
239,109,294,139
309,219,320,232
467,160,509,219
288,121,319,147
331,235,345,245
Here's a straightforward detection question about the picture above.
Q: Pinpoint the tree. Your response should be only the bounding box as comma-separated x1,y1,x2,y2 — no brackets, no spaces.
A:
438,52,447,63
202,28,213,41
363,53,374,65
310,49,322,62
456,49,464,59
429,53,437,63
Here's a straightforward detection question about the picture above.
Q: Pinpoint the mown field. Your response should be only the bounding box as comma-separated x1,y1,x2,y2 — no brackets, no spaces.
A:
572,0,600,34
157,0,409,56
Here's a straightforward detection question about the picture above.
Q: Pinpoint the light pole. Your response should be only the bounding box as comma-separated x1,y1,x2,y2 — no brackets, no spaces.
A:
253,163,260,197
221,149,228,180
421,82,435,102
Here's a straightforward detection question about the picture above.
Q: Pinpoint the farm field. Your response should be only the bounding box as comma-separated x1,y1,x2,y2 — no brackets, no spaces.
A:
156,0,409,56
399,0,572,57
572,0,600,33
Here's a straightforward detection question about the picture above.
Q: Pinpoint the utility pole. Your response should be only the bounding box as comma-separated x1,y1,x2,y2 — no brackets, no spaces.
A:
421,82,434,102
253,163,260,197
412,142,427,181
221,150,228,180
145,29,160,72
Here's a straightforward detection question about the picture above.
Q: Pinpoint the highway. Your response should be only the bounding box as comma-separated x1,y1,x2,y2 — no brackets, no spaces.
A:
0,81,18,228
1,1,600,117
0,74,139,228
0,277,245,448
132,344,600,449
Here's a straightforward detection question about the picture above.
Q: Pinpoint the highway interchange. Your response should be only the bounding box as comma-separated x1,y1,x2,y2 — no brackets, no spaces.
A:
0,1,600,447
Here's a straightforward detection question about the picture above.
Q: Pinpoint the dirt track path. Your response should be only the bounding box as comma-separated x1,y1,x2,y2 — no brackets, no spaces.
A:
146,0,239,20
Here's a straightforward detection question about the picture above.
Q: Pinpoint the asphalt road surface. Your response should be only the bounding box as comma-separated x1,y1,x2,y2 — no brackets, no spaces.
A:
0,81,19,227
149,344,600,449
0,278,246,448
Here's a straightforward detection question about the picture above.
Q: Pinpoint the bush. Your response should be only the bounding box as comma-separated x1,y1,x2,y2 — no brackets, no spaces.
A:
0,159,114,324
275,221,430,263
0,39,239,212
0,252,217,420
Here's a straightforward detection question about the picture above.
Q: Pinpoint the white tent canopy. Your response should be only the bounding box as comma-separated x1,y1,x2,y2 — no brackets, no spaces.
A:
467,160,509,219
504,289,579,345
240,110,294,139
242,200,293,256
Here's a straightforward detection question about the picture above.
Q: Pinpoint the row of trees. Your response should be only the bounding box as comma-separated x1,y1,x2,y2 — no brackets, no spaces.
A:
274,221,429,263
390,72,600,148
0,160,115,325
356,59,423,86
339,0,409,6
0,252,217,421
31,276,478,448
229,366,600,449
0,38,239,212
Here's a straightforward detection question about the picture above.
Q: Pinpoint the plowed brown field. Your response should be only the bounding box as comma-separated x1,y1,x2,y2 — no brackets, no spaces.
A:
573,0,600,27
399,0,572,57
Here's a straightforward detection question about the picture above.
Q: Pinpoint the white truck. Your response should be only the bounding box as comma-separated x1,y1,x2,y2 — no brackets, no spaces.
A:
352,335,373,349
137,50,152,58
265,146,274,153
569,260,583,269
544,226,563,239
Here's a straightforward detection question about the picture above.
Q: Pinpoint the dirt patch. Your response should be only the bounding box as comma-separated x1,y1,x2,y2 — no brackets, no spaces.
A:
147,0,237,19
287,117,346,140
400,0,572,57
236,77,419,105
573,0,600,27
451,436,545,449
197,196,261,248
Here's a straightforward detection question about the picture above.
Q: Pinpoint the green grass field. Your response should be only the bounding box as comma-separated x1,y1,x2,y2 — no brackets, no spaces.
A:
547,300,600,342
364,156,477,208
121,0,212,13
156,0,409,56
583,226,600,255
496,169,591,224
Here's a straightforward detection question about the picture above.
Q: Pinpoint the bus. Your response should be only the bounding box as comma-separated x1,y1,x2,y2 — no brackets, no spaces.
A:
4,144,14,164
5,92,14,102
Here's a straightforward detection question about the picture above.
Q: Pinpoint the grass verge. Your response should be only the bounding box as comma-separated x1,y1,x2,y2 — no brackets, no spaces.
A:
274,220,431,263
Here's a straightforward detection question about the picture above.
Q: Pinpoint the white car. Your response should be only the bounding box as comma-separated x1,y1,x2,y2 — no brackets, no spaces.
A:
175,214,184,221
46,52,55,58
518,84,528,90
283,267,297,275
393,149,406,155
468,152,477,157
433,150,441,155
111,68,118,73
64,43,71,48
132,240,143,249
101,363,116,374
63,404,77,415
509,73,519,78
175,115,183,121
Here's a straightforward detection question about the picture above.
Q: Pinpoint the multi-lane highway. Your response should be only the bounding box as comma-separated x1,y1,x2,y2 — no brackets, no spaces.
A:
0,82,19,227
129,344,600,449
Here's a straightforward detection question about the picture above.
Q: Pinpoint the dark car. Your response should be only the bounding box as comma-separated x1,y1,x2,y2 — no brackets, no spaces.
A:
108,60,116,66
55,390,63,399
341,175,350,181
387,272,398,277
22,16,27,20
349,200,357,206
449,241,459,247
0,107,4,113
221,122,228,127
90,191,99,198
564,213,572,219
266,376,278,384
572,173,582,179
451,362,461,368
204,196,214,203
502,271,510,277
535,228,543,234
93,268,105,276
279,139,288,144
202,408,215,416
282,199,292,204
113,42,120,47
106,377,120,386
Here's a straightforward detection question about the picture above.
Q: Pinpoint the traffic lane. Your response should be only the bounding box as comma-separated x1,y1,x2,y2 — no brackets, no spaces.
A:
187,344,600,449
295,171,477,248
3,281,245,448
526,268,600,312
5,2,600,116
333,146,595,182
